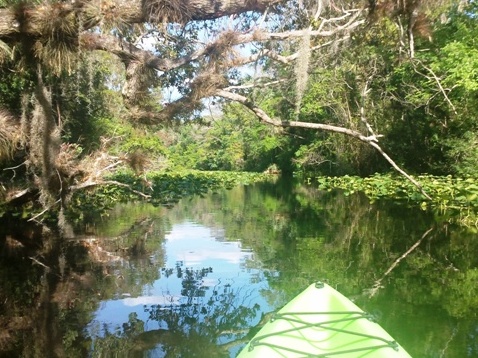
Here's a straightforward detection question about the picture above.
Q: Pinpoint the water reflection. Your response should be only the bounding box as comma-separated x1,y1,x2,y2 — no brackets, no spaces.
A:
88,221,270,357
1,180,478,357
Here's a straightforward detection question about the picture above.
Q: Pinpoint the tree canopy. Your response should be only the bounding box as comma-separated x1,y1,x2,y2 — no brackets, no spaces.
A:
0,0,475,218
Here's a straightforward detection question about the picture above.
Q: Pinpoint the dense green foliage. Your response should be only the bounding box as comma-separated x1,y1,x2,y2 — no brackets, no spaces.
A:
3,1,478,357
168,104,287,172
2,2,478,181
153,3,478,177
275,3,478,176
66,170,266,225
58,54,124,151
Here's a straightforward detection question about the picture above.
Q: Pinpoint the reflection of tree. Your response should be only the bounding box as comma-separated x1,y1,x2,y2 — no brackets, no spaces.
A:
145,265,261,357
162,181,478,330
3,182,478,357
89,265,262,357
89,312,146,357
79,201,169,262
0,235,100,357
154,180,478,319
175,263,212,304
0,202,169,357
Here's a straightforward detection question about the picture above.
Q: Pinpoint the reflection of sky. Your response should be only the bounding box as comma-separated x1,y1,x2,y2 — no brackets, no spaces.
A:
88,220,270,340
165,222,250,266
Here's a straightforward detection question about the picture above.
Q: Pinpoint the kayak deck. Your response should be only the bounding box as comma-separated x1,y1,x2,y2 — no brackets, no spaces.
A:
238,282,412,357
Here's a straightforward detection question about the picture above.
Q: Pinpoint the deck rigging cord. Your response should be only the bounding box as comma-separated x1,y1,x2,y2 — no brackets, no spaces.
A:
246,281,400,357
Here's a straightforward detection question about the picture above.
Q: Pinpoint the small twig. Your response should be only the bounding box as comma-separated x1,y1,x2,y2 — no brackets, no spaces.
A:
97,160,124,175
3,161,27,181
103,180,152,198
255,6,269,29
28,199,61,222
56,168,62,197
358,69,380,138
413,59,457,115
7,188,32,201
223,79,285,91
29,256,51,271
3,161,27,171
244,37,348,66
70,180,151,199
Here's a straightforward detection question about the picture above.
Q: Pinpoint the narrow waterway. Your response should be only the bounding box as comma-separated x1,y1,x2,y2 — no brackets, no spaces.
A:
1,180,477,357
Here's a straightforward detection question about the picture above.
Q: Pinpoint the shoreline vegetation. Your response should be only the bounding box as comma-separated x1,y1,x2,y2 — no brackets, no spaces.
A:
71,170,478,229
2,169,478,232
308,173,478,228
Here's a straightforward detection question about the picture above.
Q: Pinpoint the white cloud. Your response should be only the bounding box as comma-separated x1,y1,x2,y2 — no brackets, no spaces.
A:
122,295,180,306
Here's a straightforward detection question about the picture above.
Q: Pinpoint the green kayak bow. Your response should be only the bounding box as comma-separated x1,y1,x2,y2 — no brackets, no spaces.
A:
238,282,412,357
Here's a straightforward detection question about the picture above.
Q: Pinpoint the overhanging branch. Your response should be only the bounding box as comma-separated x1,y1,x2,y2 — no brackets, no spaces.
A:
0,0,283,37
216,89,432,200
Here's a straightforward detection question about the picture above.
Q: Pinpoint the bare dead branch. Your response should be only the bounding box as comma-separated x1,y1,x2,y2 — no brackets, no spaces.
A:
358,66,380,138
70,180,151,199
28,199,61,222
97,161,124,175
367,141,432,200
413,59,458,115
216,88,432,200
348,66,432,201
256,20,364,40
6,187,38,205
29,256,51,270
216,89,385,141
223,79,285,91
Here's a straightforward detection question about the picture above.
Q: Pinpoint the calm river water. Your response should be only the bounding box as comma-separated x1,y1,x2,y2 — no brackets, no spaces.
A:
1,179,478,357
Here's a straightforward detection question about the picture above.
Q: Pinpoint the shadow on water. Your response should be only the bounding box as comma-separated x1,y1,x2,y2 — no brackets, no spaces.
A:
1,179,478,357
